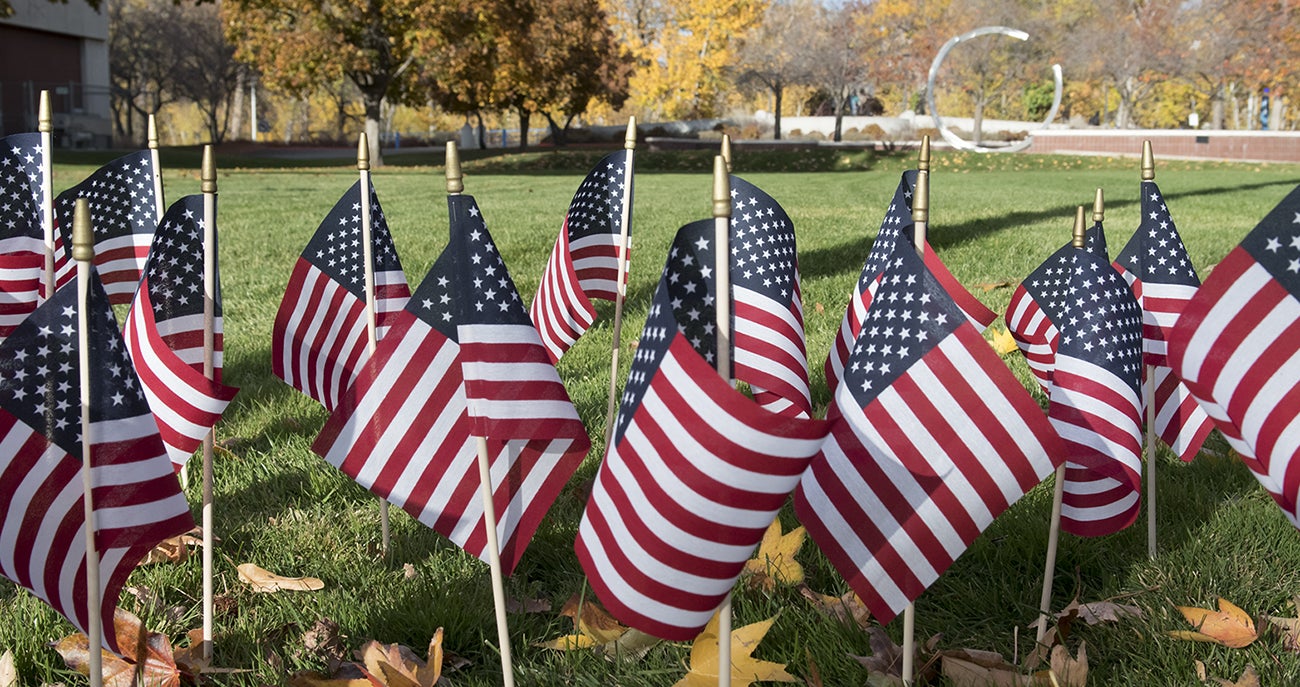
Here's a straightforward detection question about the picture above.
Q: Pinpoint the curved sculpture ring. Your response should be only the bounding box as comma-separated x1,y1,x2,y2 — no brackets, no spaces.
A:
925,26,1063,153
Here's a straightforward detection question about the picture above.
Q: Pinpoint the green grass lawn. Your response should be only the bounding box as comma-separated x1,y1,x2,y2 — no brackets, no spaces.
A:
4,148,1300,686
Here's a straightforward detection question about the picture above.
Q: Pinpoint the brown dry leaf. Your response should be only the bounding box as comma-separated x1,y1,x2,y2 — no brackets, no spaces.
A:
1048,642,1087,687
537,595,629,650
1169,598,1258,648
805,648,824,687
1266,614,1300,652
505,595,551,614
288,664,384,687
976,281,1013,292
402,563,419,580
672,612,797,687
799,586,872,630
172,629,208,675
1199,664,1261,687
814,302,825,314
849,626,904,686
50,635,138,687
1074,600,1144,625
941,651,1027,687
52,609,183,687
357,629,444,687
742,520,805,591
237,562,325,593
1,650,17,687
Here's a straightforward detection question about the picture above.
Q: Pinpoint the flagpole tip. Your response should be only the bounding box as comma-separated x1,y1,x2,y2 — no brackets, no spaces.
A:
919,135,931,172
446,141,464,195
72,198,94,262
39,90,52,133
357,133,370,171
913,169,930,224
201,145,216,193
720,135,733,173
148,114,159,150
1141,140,1155,181
1092,188,1104,223
1072,206,1086,248
625,117,637,150
712,156,731,218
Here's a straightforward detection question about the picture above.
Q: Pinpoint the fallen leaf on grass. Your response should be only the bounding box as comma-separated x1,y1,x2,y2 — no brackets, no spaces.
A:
849,627,941,686
799,586,871,630
987,327,1019,356
1265,614,1300,652
1169,598,1258,648
288,663,384,687
1195,661,1260,687
138,526,206,565
672,612,797,687
975,281,1013,292
1,650,17,687
537,595,629,651
358,628,445,687
1046,642,1087,687
1067,600,1144,626
941,650,1026,687
742,520,805,591
237,562,325,593
52,608,182,687
504,595,551,614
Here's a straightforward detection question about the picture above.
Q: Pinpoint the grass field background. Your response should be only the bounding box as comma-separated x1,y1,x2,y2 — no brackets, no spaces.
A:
3,147,1300,685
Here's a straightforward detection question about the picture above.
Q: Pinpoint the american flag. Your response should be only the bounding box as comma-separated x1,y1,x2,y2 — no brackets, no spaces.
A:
0,271,194,653
794,246,1064,624
0,133,47,342
729,175,812,418
1169,185,1300,526
122,195,238,470
1048,240,1145,537
1005,224,1111,396
314,194,588,572
272,181,410,411
531,150,632,362
825,171,995,393
575,219,830,640
1112,181,1213,461
52,151,159,304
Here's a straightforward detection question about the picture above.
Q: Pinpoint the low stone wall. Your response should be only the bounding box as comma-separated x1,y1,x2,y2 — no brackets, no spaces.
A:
1027,129,1300,163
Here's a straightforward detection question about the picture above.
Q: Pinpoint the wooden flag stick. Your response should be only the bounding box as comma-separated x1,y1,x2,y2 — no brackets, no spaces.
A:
1037,206,1086,643
602,117,637,449
900,137,932,686
357,134,392,557
200,146,218,662
148,115,165,224
72,198,104,687
1142,141,1158,559
712,155,734,687
40,91,55,301
447,142,516,687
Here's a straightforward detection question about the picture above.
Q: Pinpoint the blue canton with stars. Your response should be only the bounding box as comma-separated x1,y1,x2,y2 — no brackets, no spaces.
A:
1235,185,1300,300
565,150,631,242
143,195,222,321
843,246,962,407
729,175,797,304
1020,223,1113,328
613,265,681,444
414,195,531,342
1114,181,1199,287
1056,245,1143,396
301,181,404,300
661,219,721,367
0,272,151,456
0,133,44,243
855,170,917,291
54,150,157,245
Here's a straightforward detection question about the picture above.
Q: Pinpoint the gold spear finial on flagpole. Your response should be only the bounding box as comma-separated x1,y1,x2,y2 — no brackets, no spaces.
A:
148,114,159,150
72,198,94,262
919,134,931,173
201,145,216,194
1141,140,1155,181
446,140,463,195
625,116,637,150
1072,206,1086,248
720,134,733,173
1092,188,1104,224
39,90,51,133
357,132,371,172
713,155,731,218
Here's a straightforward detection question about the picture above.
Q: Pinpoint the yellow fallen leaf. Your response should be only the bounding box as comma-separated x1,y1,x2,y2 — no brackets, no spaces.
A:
672,612,798,687
987,327,1019,356
1199,664,1261,687
357,629,444,687
1169,598,1257,648
742,520,805,591
237,563,325,593
1048,642,1087,687
537,595,629,650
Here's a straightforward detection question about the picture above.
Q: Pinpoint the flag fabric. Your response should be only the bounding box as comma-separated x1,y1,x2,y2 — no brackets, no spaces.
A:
794,246,1064,624
122,195,238,470
1048,238,1145,537
272,181,410,411
575,219,831,641
0,271,194,653
1112,181,1213,461
825,171,996,393
0,133,47,341
1005,224,1110,396
52,150,160,304
1168,185,1300,526
728,175,812,418
314,194,588,573
531,150,632,362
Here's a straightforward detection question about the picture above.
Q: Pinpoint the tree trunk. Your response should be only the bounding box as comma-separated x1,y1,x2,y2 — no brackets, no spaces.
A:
517,107,531,149
362,90,383,165
228,67,247,142
1211,85,1226,129
544,113,566,146
973,98,985,145
773,84,783,141
474,111,487,149
833,96,844,143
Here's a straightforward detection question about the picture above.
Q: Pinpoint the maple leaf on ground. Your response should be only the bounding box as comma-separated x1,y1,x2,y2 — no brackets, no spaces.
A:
0,650,17,687
237,562,325,593
986,326,1019,356
536,594,636,652
1045,642,1087,687
798,585,871,630
52,608,183,687
1195,661,1261,687
1168,598,1258,648
849,627,941,687
358,629,446,687
673,612,798,687
742,520,805,591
